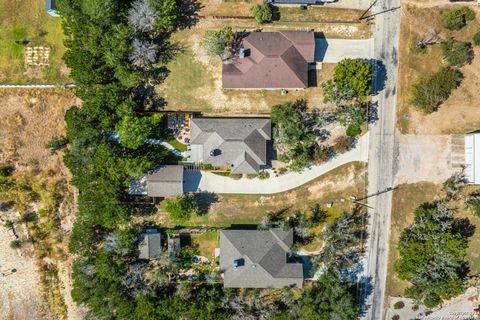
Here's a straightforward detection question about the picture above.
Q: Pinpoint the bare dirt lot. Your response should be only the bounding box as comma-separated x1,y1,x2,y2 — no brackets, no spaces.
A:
397,4,480,134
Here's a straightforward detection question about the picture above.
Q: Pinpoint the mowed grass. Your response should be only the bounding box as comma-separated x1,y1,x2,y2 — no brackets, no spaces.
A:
278,7,366,23
191,231,219,259
0,0,68,84
385,182,443,297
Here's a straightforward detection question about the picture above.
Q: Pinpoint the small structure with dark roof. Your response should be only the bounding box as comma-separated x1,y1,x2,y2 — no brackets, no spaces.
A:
138,229,162,260
45,0,60,17
220,229,303,288
189,118,271,174
167,236,181,256
146,165,184,197
223,31,315,89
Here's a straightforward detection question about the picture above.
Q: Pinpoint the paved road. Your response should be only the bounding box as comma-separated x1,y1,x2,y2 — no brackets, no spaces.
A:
315,38,374,63
187,133,369,194
362,0,401,319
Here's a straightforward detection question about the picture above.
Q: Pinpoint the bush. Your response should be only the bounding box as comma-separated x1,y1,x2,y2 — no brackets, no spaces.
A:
440,39,471,66
466,193,480,217
346,123,362,137
392,316,400,320
278,167,288,175
10,240,21,249
474,31,480,46
45,136,69,155
203,26,234,57
313,145,331,164
332,136,353,154
228,173,242,180
4,220,14,229
442,7,475,30
251,3,273,24
258,171,270,179
0,165,14,177
410,67,463,113
246,173,258,179
393,301,405,310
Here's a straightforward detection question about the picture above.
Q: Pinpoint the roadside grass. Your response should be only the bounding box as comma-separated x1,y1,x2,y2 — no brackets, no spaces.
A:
0,0,68,84
385,182,443,297
396,4,480,134
159,27,336,113
155,162,367,254
277,7,366,23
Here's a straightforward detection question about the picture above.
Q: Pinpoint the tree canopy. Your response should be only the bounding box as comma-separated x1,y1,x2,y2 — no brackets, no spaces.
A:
333,58,373,99
251,3,273,24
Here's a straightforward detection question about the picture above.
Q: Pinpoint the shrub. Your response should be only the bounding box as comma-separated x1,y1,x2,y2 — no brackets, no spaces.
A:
10,240,21,249
246,173,258,179
0,165,14,177
410,67,462,113
313,145,331,164
440,39,471,66
393,301,405,310
46,136,69,155
392,316,400,320
251,3,273,24
228,173,242,180
346,123,362,137
474,31,480,46
278,167,288,175
200,163,215,170
203,26,234,57
466,193,480,217
258,171,270,179
442,7,475,30
332,136,353,154
4,220,14,229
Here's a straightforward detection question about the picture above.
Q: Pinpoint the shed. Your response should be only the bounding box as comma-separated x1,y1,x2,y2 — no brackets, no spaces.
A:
138,229,162,260
167,236,181,255
465,133,480,184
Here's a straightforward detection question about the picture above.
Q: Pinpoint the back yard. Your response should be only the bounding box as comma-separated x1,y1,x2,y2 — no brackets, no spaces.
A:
396,4,480,134
0,0,69,84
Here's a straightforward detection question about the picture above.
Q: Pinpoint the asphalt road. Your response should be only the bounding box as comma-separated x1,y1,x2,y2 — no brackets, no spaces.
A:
362,1,401,319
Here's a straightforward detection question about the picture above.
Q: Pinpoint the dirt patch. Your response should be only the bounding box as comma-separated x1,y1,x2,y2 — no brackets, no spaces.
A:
397,5,480,134
395,134,458,185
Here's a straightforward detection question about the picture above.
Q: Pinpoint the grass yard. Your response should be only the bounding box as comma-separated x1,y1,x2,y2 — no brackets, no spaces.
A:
158,28,336,114
396,4,480,134
385,182,443,297
154,162,367,255
0,0,69,84
277,7,366,23
166,139,188,152
190,231,219,259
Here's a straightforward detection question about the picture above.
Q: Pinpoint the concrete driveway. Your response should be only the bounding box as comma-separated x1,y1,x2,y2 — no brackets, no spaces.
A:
315,38,374,63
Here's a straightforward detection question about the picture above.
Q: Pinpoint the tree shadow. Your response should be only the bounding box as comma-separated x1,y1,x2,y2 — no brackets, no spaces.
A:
367,101,379,124
178,0,203,30
193,191,218,215
357,275,374,316
368,59,387,96
452,217,476,238
0,201,14,212
271,4,281,21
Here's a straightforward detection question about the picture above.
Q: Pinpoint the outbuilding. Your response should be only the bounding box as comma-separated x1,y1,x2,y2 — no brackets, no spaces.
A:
465,133,480,184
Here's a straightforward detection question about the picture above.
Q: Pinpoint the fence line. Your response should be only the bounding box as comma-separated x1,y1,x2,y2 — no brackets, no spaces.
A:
0,84,75,89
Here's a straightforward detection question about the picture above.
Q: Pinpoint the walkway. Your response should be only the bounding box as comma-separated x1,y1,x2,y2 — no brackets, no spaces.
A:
188,133,369,194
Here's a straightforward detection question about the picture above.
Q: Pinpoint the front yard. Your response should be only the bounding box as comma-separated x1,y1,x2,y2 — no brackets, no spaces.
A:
0,0,69,84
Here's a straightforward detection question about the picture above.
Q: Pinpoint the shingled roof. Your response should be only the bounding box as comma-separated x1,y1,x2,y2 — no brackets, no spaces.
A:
146,165,184,197
189,118,271,174
220,229,303,288
222,31,315,89
138,229,162,260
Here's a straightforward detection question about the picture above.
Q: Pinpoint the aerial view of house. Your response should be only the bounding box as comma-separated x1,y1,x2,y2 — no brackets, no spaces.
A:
145,165,185,197
138,229,162,260
222,31,315,89
220,229,303,288
188,117,271,174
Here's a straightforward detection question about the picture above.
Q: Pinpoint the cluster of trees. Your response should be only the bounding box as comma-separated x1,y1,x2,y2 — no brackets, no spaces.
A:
203,26,234,59
440,39,472,67
395,199,473,308
251,2,274,24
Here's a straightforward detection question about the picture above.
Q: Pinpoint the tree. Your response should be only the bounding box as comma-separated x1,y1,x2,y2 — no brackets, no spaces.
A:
10,240,21,249
46,135,69,155
296,270,359,320
130,38,159,69
395,202,472,308
271,100,317,171
203,26,234,58
332,135,353,154
466,193,480,217
473,31,480,46
128,0,157,33
251,3,273,24
440,39,471,67
116,114,163,149
164,194,197,221
410,67,462,113
442,7,475,30
333,58,373,99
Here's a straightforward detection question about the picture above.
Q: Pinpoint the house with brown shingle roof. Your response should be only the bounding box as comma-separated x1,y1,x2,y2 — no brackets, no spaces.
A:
222,31,315,89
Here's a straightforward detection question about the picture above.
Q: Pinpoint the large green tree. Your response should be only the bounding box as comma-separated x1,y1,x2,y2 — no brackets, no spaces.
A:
333,58,373,99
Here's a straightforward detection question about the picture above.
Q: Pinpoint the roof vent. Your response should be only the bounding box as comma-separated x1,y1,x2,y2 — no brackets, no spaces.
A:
251,264,257,269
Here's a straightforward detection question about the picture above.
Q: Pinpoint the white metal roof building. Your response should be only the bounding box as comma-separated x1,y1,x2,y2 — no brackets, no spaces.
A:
465,133,480,184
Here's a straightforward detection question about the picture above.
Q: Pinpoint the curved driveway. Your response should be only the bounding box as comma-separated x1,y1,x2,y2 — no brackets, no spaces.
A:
188,133,369,194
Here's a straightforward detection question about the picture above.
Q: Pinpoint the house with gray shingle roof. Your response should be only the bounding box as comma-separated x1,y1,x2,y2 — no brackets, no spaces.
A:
189,118,271,174
138,229,162,260
223,31,315,89
146,165,184,197
219,229,303,288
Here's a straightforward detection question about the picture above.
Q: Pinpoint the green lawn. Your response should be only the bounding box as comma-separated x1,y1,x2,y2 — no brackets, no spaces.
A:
0,0,69,84
191,231,219,259
167,139,188,152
